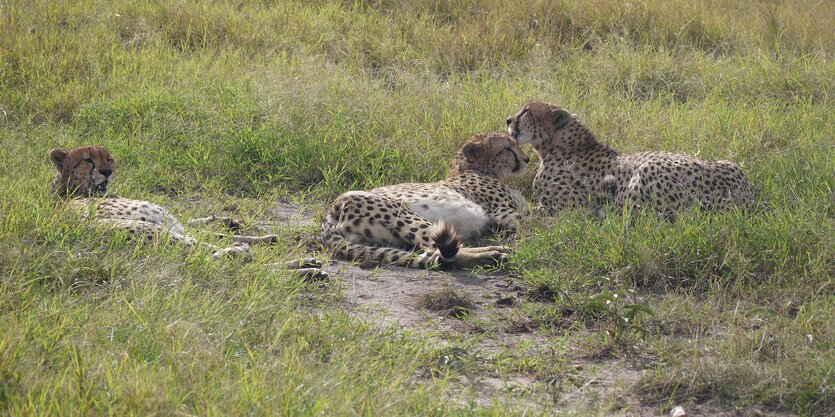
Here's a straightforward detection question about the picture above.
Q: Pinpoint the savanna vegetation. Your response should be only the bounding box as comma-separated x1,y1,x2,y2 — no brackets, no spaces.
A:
1,0,832,415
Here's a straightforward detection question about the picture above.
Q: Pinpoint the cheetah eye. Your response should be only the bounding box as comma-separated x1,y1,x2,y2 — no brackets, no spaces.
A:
83,158,94,163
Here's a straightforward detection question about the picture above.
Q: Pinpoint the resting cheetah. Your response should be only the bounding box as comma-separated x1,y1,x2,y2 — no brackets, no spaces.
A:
507,101,755,216
322,132,529,269
50,145,324,276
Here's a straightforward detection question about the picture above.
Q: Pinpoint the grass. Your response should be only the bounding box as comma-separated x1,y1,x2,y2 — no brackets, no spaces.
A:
1,0,833,415
418,287,474,318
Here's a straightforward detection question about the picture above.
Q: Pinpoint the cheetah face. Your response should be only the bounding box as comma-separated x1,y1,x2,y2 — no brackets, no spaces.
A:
454,132,529,180
50,146,116,197
506,106,531,144
507,101,573,147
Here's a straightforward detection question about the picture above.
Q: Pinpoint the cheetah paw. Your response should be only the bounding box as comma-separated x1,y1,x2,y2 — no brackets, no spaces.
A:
285,257,324,269
293,267,329,281
211,242,253,261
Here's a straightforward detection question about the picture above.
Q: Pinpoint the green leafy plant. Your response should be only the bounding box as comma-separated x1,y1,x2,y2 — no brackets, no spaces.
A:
580,289,656,350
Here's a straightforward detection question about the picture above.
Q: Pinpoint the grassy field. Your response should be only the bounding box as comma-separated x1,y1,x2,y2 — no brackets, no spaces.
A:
1,0,833,415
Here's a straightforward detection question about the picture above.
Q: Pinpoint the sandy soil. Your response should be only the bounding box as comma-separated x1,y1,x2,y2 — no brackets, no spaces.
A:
265,202,792,416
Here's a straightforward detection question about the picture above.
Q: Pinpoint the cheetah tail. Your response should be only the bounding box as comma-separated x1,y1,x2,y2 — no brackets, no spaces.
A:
321,221,439,269
429,221,461,261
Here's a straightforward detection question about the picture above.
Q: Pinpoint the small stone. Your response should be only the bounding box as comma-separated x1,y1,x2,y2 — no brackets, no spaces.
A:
670,405,686,417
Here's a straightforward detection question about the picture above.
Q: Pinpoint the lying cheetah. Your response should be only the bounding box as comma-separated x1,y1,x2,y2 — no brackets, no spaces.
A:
507,101,755,216
322,132,529,269
50,145,324,276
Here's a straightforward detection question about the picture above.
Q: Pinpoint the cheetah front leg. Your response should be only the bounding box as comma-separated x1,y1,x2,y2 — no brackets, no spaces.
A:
190,218,325,274
282,258,328,280
216,233,278,245
186,215,279,245
101,218,253,259
209,242,252,259
187,215,243,232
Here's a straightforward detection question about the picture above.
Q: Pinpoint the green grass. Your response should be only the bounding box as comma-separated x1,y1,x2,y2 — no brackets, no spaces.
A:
1,0,833,415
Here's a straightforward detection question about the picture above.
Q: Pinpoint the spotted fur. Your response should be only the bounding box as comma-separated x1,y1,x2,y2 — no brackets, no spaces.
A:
51,146,275,259
322,132,529,269
507,101,755,216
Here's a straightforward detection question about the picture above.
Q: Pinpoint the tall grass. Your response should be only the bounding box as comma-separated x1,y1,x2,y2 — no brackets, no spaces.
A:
1,0,833,415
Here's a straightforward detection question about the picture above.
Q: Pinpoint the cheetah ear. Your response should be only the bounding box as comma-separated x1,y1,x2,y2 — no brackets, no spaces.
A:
553,109,571,129
50,149,68,170
462,142,481,161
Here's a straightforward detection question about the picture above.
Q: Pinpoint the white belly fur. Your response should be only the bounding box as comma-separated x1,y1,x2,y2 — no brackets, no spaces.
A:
401,189,489,240
508,189,528,215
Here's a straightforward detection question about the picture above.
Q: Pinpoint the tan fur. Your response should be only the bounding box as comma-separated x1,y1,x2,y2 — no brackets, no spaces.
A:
51,146,115,198
51,146,273,260
507,101,755,216
322,132,529,269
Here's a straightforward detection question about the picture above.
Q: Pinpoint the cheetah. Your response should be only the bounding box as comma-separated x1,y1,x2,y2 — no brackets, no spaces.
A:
322,132,530,269
506,101,755,216
50,145,324,277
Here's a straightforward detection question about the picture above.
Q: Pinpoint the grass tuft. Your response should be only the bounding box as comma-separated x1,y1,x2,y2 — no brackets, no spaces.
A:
417,287,474,319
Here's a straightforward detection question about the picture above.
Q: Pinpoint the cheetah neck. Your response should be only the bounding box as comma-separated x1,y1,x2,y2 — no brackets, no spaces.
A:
447,169,498,180
444,171,502,202
445,170,499,184
538,130,620,164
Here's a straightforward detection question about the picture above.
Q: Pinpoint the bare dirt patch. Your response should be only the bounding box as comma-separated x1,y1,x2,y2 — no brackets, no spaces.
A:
318,260,658,414
330,261,522,330
264,200,317,227
261,202,790,416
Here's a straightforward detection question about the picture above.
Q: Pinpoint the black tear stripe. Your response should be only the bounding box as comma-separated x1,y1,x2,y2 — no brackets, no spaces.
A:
510,148,522,172
511,108,529,138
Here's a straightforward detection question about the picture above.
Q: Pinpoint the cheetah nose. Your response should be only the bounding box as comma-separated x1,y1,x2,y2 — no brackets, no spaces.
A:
506,118,512,125
100,169,113,177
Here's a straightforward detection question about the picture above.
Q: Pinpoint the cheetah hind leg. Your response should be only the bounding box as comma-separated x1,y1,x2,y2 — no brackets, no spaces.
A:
451,246,510,268
187,215,243,233
218,233,279,245
459,245,511,254
101,218,256,261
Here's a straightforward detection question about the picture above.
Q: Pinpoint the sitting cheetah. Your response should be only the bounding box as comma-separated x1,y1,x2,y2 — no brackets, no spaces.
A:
50,145,324,277
506,101,755,216
322,132,529,269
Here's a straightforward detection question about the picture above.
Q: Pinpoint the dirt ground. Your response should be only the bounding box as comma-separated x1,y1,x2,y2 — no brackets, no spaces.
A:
258,202,654,414
265,202,791,417
329,260,661,415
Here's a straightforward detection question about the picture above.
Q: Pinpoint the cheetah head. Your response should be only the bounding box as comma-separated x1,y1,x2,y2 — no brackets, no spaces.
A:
450,132,529,180
50,145,115,198
506,101,577,148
